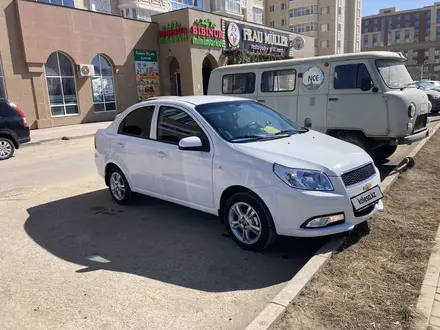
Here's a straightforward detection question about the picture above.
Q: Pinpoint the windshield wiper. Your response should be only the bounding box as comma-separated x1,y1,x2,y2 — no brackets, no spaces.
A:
401,82,418,90
275,128,309,135
230,135,266,142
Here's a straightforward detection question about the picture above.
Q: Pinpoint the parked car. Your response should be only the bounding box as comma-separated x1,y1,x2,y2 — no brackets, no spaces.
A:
95,96,383,251
415,81,440,113
0,99,30,160
416,80,440,92
208,51,430,162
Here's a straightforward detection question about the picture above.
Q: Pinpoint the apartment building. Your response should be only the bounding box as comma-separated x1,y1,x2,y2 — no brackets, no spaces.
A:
73,0,265,24
265,0,362,55
362,3,440,79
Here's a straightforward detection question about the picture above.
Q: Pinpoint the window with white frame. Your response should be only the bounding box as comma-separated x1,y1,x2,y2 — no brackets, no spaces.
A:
0,56,6,99
91,55,116,112
136,9,153,22
321,23,329,32
171,0,203,10
37,0,74,8
320,6,329,15
44,52,78,116
291,22,318,33
253,7,263,24
290,5,318,17
320,40,329,48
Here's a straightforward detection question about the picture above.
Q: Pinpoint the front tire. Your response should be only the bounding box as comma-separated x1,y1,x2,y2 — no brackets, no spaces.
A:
0,138,15,160
108,167,133,205
223,192,277,251
334,131,374,158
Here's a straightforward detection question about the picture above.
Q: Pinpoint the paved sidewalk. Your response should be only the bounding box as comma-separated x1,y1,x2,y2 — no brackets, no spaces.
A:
25,121,112,147
416,224,440,330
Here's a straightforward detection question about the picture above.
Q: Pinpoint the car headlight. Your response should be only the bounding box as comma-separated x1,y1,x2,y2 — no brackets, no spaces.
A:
408,103,416,118
273,164,334,191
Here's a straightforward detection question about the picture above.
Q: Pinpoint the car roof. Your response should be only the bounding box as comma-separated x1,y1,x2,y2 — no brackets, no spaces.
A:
140,95,245,106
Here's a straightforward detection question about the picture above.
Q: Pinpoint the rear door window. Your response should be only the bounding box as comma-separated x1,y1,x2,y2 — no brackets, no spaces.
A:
118,106,155,139
222,73,256,94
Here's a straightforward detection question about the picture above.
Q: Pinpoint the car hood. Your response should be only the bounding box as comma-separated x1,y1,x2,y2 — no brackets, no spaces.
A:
233,131,373,177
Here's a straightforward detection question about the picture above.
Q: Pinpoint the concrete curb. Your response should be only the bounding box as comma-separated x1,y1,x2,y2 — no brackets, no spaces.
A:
21,133,96,148
246,120,440,330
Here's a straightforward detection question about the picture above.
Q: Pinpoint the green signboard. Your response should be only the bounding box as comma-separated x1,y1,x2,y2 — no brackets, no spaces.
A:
134,49,158,62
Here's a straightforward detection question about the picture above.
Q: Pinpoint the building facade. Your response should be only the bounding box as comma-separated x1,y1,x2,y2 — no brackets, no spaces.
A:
361,3,440,80
265,0,362,55
0,0,314,129
72,0,266,25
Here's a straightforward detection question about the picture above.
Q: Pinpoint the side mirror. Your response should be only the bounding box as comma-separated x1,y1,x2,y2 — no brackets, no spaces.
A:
360,77,374,92
178,136,204,151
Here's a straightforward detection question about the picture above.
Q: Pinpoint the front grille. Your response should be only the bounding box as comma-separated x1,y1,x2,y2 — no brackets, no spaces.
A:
354,203,377,217
341,163,376,187
414,113,428,132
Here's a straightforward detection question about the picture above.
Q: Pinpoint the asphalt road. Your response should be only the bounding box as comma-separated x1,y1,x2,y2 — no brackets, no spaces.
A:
0,138,324,330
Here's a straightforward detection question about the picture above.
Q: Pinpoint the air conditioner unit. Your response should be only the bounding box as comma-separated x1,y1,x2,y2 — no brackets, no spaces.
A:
77,64,95,78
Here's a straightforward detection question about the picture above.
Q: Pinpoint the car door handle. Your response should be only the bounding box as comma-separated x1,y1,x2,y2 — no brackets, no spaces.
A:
155,151,167,158
257,99,266,103
329,98,339,101
115,142,124,148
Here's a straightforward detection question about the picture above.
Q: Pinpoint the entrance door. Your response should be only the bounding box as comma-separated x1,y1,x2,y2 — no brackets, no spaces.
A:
328,60,388,136
169,57,181,96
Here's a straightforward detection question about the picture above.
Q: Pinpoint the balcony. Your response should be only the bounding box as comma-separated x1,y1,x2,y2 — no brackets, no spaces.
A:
213,0,243,19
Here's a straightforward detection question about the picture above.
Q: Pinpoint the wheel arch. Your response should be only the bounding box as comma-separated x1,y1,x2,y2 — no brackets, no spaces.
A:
218,185,267,222
0,131,19,149
104,162,120,187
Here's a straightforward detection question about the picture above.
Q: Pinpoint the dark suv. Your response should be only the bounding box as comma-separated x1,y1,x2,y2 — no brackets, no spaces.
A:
0,99,30,160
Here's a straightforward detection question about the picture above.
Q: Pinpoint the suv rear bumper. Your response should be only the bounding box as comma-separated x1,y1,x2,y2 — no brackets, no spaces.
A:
397,127,430,144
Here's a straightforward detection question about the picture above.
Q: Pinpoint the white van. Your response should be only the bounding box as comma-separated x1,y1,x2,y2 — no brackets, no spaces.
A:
208,51,430,160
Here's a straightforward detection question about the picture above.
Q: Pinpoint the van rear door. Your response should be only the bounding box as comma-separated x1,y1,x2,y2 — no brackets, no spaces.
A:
256,65,300,120
328,60,387,136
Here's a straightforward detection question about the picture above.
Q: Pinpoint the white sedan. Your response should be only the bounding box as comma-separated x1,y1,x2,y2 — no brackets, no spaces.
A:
94,96,383,251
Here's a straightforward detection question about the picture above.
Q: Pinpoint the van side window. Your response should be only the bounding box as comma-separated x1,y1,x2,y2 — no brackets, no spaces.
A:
118,106,155,138
334,64,372,89
222,73,256,94
261,69,296,92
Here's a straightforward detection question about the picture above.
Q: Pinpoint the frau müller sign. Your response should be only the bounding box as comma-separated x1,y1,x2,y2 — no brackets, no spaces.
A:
242,29,289,47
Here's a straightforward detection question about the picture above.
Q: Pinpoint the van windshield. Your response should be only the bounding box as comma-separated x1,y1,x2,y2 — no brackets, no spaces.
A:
195,100,306,143
376,60,413,89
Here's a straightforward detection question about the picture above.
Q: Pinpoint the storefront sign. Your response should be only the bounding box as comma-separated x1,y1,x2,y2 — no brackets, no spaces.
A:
223,20,291,56
191,18,224,47
134,49,160,100
158,21,188,44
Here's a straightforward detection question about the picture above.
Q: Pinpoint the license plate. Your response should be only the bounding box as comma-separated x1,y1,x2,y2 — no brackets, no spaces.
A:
351,186,383,211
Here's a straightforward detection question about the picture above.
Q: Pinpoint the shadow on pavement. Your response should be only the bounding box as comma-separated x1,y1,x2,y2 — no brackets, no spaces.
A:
24,189,325,293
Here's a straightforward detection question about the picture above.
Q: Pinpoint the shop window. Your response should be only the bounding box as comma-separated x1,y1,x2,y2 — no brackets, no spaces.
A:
334,63,371,89
0,57,6,99
156,106,204,144
261,69,296,92
222,73,256,94
91,55,116,112
37,0,74,8
44,52,78,116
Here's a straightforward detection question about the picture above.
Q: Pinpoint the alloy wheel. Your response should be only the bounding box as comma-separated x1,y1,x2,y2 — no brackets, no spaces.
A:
0,140,12,158
228,202,262,245
110,172,125,201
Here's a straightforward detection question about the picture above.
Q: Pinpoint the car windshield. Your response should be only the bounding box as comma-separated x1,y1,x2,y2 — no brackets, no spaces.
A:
195,100,306,143
376,60,413,89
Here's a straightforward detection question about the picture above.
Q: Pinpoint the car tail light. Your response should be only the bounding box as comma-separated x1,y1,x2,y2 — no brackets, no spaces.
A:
8,101,28,127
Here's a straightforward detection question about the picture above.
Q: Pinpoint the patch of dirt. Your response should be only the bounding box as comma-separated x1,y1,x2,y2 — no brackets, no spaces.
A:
275,129,440,330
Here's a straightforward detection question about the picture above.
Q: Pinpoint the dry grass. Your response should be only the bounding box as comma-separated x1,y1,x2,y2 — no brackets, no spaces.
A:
275,131,440,330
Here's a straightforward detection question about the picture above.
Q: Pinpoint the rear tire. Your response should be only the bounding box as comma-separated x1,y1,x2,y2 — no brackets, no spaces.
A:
334,131,374,158
374,144,398,161
223,192,277,251
108,167,133,205
0,138,15,160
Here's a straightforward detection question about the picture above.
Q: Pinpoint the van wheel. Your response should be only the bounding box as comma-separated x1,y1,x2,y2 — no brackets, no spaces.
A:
0,138,15,160
334,131,374,158
374,145,398,161
223,192,277,251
